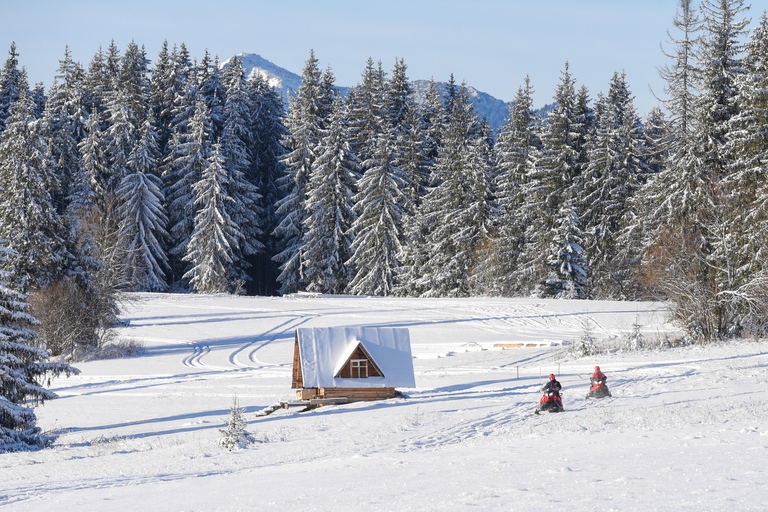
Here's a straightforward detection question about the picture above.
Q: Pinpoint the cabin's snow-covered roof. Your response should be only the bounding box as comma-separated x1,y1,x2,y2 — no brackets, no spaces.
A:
297,327,416,389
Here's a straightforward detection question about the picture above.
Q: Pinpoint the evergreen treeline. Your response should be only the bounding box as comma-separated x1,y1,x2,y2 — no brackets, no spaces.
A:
0,1,766,343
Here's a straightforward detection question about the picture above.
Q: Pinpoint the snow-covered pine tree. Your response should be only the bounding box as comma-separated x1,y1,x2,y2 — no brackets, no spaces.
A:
100,41,150,193
0,42,26,134
641,0,704,298
392,97,431,297
387,58,411,130
713,10,768,336
729,11,768,251
246,73,287,295
694,0,749,180
417,84,490,297
491,76,541,295
76,109,109,208
396,78,442,297
658,0,701,148
464,118,497,295
443,74,458,125
542,200,589,299
198,51,225,142
642,106,672,175
272,50,326,294
518,63,580,297
0,242,79,453
386,58,427,204
319,66,337,130
103,87,138,192
247,72,287,218
82,46,110,116
183,143,239,293
346,57,389,163
117,112,169,291
347,131,411,296
582,72,646,299
573,85,595,183
217,396,254,451
651,0,748,227
30,82,46,118
0,84,73,292
420,77,444,167
105,40,122,89
644,0,753,339
220,57,264,285
394,92,429,204
165,95,213,285
118,41,150,122
302,95,359,294
684,0,750,338
44,47,88,213
149,42,191,163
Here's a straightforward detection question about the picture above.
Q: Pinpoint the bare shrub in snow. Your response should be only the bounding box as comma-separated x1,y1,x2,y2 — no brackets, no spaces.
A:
29,277,122,358
255,426,292,443
70,338,145,361
644,225,768,342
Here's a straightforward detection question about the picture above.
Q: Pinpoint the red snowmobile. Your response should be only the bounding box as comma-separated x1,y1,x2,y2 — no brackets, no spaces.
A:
535,374,564,414
585,367,611,399
585,379,611,399
535,390,564,414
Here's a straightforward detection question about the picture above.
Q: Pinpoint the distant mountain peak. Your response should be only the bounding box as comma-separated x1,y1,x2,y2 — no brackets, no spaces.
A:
221,53,303,104
224,52,552,132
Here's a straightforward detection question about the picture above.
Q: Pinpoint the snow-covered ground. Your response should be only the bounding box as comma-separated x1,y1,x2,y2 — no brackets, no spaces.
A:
2,293,767,511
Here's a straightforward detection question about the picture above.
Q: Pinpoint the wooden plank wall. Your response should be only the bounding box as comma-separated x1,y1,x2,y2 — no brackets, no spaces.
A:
291,333,302,389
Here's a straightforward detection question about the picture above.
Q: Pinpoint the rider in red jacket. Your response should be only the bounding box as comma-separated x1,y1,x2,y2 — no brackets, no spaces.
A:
590,366,606,384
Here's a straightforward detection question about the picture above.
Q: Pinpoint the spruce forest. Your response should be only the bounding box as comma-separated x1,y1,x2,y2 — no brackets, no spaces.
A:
0,0,766,346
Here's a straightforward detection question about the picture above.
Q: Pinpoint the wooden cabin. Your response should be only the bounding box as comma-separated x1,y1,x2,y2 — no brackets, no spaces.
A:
292,326,416,403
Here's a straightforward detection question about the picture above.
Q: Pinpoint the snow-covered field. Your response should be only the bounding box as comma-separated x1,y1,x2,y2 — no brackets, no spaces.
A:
2,293,768,511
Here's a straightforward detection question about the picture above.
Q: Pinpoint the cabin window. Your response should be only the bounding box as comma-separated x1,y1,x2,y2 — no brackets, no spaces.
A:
350,359,368,378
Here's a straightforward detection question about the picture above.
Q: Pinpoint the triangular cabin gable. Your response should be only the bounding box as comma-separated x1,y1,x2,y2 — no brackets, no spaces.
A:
334,342,385,379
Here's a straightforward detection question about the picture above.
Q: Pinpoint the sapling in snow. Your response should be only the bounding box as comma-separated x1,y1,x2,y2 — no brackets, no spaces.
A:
218,396,255,451
625,318,646,351
571,318,597,357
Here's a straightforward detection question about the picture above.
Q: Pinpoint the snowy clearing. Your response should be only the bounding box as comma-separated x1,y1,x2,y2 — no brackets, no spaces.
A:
2,293,767,511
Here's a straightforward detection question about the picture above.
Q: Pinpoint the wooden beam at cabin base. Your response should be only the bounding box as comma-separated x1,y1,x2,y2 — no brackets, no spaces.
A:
295,387,398,403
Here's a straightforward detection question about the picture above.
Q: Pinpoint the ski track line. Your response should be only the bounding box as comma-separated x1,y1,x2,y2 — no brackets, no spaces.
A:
229,314,312,368
1,466,243,507
147,300,279,313
247,315,310,367
181,344,210,368
398,398,535,451
179,313,311,371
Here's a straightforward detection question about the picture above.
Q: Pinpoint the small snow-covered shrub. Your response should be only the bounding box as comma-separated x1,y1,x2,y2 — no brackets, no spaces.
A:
255,426,292,443
570,319,597,357
623,319,646,351
218,397,254,451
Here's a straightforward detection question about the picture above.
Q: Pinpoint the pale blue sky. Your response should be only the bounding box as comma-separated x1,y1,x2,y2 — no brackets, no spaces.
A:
0,1,718,116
